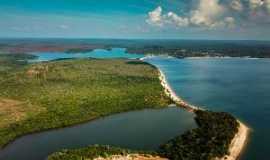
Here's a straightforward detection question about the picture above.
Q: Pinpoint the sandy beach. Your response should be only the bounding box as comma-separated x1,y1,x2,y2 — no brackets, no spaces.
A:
94,154,168,160
158,69,201,112
158,68,250,160
217,121,250,160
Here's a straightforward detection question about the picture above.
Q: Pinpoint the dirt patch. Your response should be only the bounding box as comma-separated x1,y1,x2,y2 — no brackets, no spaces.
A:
94,154,168,160
0,98,45,128
26,65,49,79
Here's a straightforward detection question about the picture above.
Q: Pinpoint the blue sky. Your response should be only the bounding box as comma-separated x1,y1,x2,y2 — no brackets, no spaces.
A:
0,0,269,40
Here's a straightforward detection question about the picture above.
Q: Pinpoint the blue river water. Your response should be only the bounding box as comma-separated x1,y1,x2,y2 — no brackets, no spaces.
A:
145,56,270,160
28,48,143,62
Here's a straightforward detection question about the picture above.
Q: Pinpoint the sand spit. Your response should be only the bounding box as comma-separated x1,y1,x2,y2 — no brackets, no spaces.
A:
216,121,250,160
158,69,201,112
157,68,249,160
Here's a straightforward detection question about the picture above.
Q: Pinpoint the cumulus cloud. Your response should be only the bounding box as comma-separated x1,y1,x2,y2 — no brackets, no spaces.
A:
189,0,225,27
248,0,270,20
249,0,264,10
147,0,236,29
224,17,236,28
146,7,189,27
248,0,270,13
230,0,243,11
167,12,189,27
146,0,270,30
146,6,163,26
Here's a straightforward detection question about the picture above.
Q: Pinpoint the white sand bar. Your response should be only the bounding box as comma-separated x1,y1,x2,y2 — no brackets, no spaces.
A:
158,68,250,160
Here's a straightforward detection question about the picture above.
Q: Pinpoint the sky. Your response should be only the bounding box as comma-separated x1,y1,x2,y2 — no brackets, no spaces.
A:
0,0,269,40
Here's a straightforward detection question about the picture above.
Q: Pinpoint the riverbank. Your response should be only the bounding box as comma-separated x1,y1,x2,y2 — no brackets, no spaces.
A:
157,67,250,160
0,59,171,148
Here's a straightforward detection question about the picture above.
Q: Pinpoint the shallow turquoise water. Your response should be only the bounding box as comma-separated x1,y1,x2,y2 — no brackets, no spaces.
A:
145,56,270,160
29,48,143,62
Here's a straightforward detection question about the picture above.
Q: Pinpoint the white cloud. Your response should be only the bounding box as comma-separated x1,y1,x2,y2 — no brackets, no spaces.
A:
230,0,243,11
249,0,264,10
248,0,270,17
190,0,225,27
146,0,235,29
146,6,163,26
166,12,189,27
224,17,236,28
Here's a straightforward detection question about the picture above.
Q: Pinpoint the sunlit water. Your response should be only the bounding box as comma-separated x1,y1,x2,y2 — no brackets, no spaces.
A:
28,48,143,62
145,56,270,160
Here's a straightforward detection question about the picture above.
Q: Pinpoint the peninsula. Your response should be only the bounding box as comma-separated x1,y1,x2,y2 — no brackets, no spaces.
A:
158,66,249,160
47,58,249,160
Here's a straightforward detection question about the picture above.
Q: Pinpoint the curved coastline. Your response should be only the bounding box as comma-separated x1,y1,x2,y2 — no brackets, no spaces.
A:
157,67,250,160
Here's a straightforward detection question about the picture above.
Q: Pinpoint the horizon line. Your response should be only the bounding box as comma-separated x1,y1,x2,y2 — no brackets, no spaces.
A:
0,37,270,42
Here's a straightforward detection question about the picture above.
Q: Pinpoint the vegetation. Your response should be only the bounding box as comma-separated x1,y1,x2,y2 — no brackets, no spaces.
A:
1,39,270,58
0,53,35,71
0,53,240,160
46,110,239,160
47,145,157,160
0,58,171,148
158,110,239,160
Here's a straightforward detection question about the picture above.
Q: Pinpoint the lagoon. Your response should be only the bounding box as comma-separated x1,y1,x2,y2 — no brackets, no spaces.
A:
0,107,195,160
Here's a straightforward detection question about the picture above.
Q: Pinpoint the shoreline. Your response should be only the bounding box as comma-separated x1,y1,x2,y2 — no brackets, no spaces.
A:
140,55,270,61
218,121,250,160
158,69,201,112
157,68,250,160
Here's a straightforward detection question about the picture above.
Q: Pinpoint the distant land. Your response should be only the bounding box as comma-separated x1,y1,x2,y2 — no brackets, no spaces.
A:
0,38,270,58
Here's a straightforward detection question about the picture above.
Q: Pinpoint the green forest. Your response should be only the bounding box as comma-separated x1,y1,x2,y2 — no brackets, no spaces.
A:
47,110,239,160
0,56,171,148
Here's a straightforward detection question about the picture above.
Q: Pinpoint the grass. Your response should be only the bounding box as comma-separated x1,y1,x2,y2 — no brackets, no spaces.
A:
0,57,171,148
0,98,45,128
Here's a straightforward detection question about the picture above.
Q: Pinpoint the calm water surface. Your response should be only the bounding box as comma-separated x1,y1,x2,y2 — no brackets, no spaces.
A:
29,48,143,62
0,107,195,160
145,56,270,160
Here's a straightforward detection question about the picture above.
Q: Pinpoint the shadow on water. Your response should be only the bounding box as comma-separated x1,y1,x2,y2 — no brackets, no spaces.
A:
0,107,196,160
